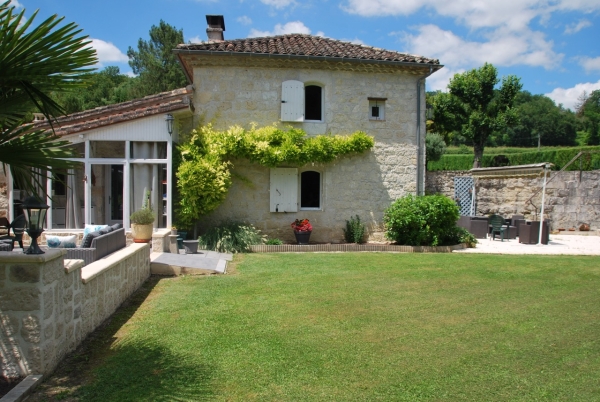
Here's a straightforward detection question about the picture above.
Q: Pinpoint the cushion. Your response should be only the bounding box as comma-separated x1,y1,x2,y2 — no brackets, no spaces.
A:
46,234,77,249
83,224,108,237
110,223,122,231
81,231,101,248
98,227,110,235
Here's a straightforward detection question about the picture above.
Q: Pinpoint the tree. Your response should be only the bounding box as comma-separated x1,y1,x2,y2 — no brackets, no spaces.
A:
425,133,446,166
432,63,522,167
505,91,577,147
0,1,97,192
127,20,188,97
577,90,600,145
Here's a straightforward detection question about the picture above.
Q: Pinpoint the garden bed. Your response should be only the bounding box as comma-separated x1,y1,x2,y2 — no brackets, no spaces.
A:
250,243,466,253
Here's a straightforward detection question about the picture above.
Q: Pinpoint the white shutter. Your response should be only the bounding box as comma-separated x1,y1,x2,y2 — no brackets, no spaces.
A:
281,80,304,122
270,168,298,212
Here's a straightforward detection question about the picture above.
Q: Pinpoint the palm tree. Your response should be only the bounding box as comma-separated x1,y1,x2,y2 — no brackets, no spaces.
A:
0,1,97,193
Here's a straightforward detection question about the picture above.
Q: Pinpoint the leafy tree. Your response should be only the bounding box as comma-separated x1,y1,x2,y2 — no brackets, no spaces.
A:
52,66,136,113
127,20,187,97
432,63,521,167
0,1,97,192
504,91,577,147
577,90,600,145
425,133,446,166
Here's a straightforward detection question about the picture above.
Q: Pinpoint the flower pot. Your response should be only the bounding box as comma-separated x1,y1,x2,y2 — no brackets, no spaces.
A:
131,223,153,243
294,230,311,245
183,240,199,254
177,231,187,249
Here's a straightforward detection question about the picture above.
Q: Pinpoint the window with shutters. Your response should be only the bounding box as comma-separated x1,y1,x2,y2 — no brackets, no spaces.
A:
281,80,324,122
368,97,386,121
270,168,322,212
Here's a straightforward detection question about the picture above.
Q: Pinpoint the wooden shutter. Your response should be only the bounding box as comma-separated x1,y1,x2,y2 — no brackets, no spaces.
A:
270,168,298,212
281,80,304,122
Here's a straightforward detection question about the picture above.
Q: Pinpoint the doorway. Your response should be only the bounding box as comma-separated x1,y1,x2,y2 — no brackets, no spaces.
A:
105,164,124,225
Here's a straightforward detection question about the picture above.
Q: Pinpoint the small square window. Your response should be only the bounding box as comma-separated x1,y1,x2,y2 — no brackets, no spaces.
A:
368,98,386,121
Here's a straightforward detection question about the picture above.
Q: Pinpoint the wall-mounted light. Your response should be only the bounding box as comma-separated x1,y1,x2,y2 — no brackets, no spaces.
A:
165,114,174,136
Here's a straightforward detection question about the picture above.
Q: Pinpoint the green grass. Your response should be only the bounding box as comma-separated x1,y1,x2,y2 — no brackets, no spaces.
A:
46,254,600,401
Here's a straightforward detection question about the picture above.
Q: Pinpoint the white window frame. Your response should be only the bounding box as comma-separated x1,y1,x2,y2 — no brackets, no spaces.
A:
368,97,386,121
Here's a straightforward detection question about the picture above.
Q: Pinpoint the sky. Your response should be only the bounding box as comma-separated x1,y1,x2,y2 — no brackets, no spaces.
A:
12,0,600,111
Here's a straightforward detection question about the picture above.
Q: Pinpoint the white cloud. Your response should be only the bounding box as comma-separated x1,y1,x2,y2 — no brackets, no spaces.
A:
400,24,562,70
248,21,311,37
564,19,592,34
342,0,600,31
90,39,128,66
237,16,252,25
545,80,600,110
9,0,22,8
578,56,600,73
260,0,296,9
426,67,464,92
188,35,203,43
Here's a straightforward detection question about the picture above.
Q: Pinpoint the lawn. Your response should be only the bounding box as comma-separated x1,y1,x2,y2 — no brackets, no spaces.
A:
29,253,600,401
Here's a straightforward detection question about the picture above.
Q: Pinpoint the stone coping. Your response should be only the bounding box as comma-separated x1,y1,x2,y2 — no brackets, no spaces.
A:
64,259,84,274
0,375,43,402
81,243,148,284
250,243,466,253
0,249,65,263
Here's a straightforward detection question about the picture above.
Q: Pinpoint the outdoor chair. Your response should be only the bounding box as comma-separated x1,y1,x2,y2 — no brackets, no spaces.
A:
488,214,508,241
0,214,26,249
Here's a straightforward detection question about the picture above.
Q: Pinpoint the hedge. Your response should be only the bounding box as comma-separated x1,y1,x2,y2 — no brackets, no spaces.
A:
427,146,600,171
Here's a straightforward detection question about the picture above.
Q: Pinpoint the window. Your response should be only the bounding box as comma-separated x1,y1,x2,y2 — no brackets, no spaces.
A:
281,80,324,122
270,168,322,212
304,86,322,121
300,171,321,209
368,97,386,120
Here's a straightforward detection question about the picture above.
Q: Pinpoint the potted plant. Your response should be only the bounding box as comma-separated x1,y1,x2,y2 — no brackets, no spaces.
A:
130,208,155,243
171,226,178,235
291,218,312,245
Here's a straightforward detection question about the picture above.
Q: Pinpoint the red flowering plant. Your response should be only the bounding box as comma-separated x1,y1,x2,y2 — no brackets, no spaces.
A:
291,218,313,233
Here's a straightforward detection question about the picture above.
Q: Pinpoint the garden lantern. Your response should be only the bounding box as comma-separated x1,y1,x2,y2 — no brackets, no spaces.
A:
22,195,49,254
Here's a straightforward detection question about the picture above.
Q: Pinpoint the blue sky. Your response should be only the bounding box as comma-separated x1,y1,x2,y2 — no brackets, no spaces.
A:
13,0,600,110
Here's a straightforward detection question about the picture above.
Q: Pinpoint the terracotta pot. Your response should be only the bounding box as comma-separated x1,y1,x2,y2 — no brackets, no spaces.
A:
131,223,153,243
579,223,590,231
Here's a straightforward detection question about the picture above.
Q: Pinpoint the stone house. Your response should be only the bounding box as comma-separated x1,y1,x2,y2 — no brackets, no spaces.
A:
0,16,442,243
172,17,442,242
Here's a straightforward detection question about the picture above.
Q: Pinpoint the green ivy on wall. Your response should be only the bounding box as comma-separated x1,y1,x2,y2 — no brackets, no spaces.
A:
176,124,374,227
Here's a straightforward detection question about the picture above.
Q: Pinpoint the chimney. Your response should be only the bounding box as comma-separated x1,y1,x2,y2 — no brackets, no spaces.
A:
206,15,225,42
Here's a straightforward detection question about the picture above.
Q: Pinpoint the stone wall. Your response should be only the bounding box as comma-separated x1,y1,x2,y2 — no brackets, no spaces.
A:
426,170,600,230
0,243,150,378
193,59,426,242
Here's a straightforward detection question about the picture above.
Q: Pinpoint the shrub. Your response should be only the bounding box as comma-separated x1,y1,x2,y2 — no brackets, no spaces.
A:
130,208,155,225
343,215,365,244
266,238,283,245
443,226,478,248
383,194,459,246
198,221,265,253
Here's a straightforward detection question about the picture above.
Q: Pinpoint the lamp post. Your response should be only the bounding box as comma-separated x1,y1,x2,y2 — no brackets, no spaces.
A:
22,195,49,254
165,114,174,136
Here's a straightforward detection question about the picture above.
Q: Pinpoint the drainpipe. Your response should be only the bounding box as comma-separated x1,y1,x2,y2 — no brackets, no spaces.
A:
416,65,434,196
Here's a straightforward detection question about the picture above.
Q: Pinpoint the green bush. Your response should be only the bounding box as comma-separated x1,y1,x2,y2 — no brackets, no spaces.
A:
266,238,283,245
383,194,459,246
343,215,366,244
198,221,265,253
443,226,478,248
130,208,155,225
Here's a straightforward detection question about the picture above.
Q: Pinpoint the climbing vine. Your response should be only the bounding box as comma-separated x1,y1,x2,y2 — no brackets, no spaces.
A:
176,124,374,227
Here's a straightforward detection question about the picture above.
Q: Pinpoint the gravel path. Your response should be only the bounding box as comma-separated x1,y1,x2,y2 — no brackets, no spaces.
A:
453,234,600,255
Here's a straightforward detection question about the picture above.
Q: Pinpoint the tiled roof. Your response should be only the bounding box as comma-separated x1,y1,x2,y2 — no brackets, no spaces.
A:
176,34,440,65
34,86,193,136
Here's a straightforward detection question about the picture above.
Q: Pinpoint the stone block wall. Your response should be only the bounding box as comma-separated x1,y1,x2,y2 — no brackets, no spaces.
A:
426,170,600,230
0,243,150,378
192,60,425,243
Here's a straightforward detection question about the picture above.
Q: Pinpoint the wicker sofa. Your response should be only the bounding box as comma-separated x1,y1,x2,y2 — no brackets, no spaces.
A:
66,226,126,266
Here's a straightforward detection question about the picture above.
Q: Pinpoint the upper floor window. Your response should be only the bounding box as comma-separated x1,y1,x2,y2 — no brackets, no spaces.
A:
281,80,324,122
368,97,386,121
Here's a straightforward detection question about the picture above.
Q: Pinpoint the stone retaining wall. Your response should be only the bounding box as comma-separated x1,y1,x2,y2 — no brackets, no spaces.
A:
0,243,150,378
426,170,600,230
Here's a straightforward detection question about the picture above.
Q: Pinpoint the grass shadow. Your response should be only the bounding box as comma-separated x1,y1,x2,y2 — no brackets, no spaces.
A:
26,276,215,401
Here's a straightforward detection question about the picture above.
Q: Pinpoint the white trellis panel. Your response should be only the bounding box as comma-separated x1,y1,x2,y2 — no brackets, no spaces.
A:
281,80,304,122
454,176,474,216
270,168,298,212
